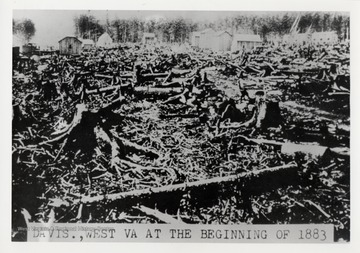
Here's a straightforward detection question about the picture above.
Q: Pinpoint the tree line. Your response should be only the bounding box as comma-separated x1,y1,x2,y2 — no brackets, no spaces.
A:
74,14,199,43
13,12,349,46
13,19,36,44
74,12,349,43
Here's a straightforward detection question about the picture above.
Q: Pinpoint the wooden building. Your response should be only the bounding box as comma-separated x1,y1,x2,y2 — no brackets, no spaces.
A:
266,33,283,46
199,28,215,49
311,31,338,44
142,33,156,44
58,36,82,55
22,43,39,56
283,33,311,45
231,34,262,51
283,31,338,45
191,32,201,47
211,31,232,51
191,29,260,52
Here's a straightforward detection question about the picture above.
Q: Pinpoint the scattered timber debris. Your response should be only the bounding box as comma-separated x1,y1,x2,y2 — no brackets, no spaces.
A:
12,41,350,241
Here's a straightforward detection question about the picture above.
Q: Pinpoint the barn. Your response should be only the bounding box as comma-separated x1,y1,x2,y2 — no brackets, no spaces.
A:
231,34,262,52
97,32,113,48
58,36,82,55
211,31,232,51
142,33,156,44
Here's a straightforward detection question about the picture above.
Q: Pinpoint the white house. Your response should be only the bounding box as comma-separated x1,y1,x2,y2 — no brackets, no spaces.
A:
199,28,216,49
97,32,113,48
283,33,311,45
283,31,338,45
311,31,338,44
231,34,262,51
80,39,95,50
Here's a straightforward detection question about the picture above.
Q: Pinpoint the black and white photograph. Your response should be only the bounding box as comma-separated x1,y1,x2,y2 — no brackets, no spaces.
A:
10,6,351,243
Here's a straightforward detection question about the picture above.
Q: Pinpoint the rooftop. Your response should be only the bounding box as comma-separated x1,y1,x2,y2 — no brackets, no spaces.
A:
233,34,262,42
58,36,82,43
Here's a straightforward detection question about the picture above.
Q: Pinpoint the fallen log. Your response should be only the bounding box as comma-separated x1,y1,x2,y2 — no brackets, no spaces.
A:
94,73,134,79
160,113,199,119
154,81,184,88
235,135,349,158
281,70,317,75
142,72,170,78
133,205,183,224
80,85,184,96
83,85,121,95
134,86,184,95
49,163,297,206
216,59,244,72
280,101,347,122
328,92,350,96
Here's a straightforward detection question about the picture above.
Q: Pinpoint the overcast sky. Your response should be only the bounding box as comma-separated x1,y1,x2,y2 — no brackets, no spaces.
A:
13,10,348,48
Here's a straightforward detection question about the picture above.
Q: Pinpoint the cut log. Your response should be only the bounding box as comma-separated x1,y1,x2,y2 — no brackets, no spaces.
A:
280,101,346,122
142,72,170,78
49,163,297,206
135,86,183,93
232,135,345,158
216,59,244,71
95,73,133,79
80,85,184,96
154,81,184,88
281,70,317,75
328,92,350,96
134,86,184,95
84,85,121,95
